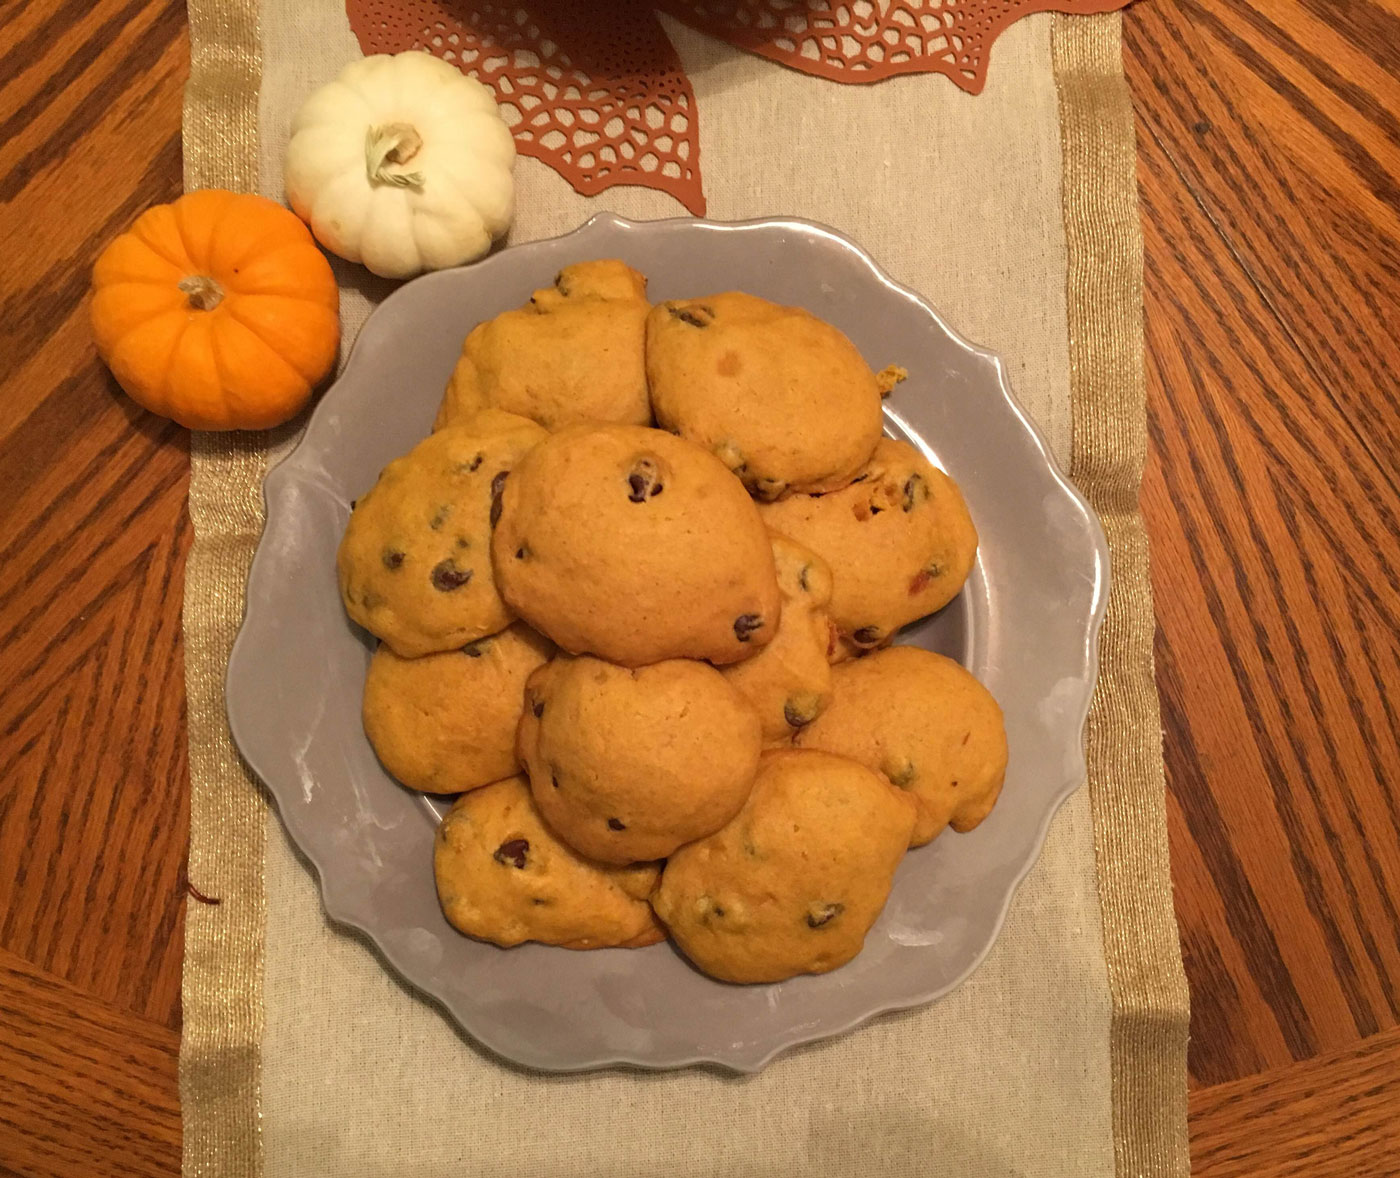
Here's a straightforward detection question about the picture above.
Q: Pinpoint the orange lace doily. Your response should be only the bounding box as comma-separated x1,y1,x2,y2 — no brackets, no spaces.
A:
659,1,1131,89
346,0,1133,216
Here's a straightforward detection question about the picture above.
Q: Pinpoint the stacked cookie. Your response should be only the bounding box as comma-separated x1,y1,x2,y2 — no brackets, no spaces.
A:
337,259,1008,984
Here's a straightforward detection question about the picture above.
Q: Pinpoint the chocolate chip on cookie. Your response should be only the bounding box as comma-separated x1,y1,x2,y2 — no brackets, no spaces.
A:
733,614,765,642
805,901,844,929
430,560,473,592
493,838,529,869
625,455,666,502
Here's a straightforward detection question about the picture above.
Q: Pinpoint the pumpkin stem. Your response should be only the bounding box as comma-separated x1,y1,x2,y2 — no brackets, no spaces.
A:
366,123,425,189
178,274,225,311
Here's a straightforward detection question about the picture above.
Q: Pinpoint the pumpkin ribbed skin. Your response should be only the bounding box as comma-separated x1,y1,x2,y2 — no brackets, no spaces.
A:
90,189,340,431
283,52,516,279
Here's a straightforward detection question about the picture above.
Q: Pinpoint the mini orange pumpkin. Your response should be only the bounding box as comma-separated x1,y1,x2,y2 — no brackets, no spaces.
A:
91,189,340,431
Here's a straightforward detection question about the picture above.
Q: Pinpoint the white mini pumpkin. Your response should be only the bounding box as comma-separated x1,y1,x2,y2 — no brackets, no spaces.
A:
285,52,516,279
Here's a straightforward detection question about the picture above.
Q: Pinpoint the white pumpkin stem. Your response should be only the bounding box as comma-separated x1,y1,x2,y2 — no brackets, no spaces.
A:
178,274,225,311
365,123,425,188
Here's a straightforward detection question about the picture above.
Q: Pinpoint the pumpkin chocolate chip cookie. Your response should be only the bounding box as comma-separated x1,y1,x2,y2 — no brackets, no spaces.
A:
645,291,884,500
434,776,665,950
492,423,781,667
796,645,1007,846
651,749,916,983
337,411,547,657
517,654,763,864
362,622,553,794
721,534,836,744
759,437,977,659
436,258,652,431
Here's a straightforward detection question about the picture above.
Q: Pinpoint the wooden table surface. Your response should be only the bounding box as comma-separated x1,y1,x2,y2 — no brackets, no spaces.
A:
2,1,1398,1174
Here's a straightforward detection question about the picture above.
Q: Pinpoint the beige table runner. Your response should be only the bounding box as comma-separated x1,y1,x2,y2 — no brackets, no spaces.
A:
181,4,1189,1175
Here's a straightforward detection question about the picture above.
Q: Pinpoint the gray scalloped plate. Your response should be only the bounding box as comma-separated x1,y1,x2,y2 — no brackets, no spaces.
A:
226,213,1108,1074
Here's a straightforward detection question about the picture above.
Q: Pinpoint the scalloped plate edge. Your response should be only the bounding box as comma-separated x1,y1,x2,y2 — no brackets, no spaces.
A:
227,212,1110,1073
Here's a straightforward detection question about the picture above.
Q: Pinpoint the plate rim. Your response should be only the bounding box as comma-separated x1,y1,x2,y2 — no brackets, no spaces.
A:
226,211,1111,1073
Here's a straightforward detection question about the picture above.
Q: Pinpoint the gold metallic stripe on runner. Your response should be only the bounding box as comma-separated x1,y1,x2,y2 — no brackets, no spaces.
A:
180,2,266,1176
1052,13,1192,1177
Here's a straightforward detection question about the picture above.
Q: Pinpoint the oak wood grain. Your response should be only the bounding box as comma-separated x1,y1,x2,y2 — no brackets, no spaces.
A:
1189,1022,1400,1178
0,946,180,1178
1127,0,1400,482
1126,0,1400,1105
0,0,192,1050
0,0,1397,1173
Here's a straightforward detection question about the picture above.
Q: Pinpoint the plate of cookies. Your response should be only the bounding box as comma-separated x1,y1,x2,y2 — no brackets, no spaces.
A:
227,213,1108,1072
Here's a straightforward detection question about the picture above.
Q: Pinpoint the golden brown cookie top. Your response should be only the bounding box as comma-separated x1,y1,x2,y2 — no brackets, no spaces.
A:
645,291,884,499
796,645,1006,846
449,406,556,439
434,776,665,950
437,258,651,432
538,258,646,304
362,623,553,794
517,654,762,864
722,534,836,744
492,423,782,667
759,437,977,657
651,748,916,983
337,413,548,657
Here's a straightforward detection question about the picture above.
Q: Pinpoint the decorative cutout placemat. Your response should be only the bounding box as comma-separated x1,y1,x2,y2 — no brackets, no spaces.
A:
345,0,1135,213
